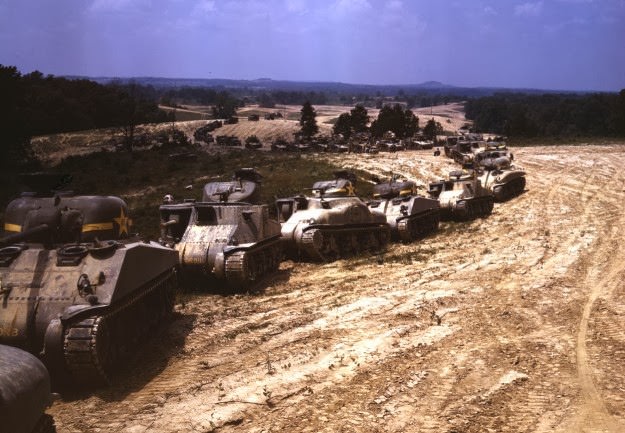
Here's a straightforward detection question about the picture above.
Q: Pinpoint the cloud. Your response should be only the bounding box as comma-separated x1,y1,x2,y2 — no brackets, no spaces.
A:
483,6,497,16
89,0,135,12
386,0,402,10
285,0,307,13
332,0,372,15
514,1,543,16
195,0,216,14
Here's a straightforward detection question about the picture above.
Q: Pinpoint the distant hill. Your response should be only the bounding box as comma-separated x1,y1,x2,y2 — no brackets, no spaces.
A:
65,76,595,97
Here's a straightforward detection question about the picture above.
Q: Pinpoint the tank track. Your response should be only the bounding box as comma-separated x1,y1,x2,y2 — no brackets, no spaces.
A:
396,209,440,242
299,225,389,261
493,176,526,202
224,238,282,288
62,268,177,385
32,414,56,433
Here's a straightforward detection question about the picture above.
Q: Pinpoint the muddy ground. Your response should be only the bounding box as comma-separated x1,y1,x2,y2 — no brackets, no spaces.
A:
49,144,625,433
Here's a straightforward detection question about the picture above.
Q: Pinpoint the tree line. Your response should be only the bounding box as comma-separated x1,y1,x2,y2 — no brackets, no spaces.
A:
0,64,175,167
464,91,625,138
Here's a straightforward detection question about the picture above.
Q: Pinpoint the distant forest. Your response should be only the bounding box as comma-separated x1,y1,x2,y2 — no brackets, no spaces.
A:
2,64,625,170
465,92,625,138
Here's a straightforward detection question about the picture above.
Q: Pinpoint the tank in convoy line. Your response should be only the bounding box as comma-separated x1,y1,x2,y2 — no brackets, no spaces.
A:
367,175,440,242
159,169,282,289
475,150,526,202
428,168,494,221
277,171,390,261
0,173,178,386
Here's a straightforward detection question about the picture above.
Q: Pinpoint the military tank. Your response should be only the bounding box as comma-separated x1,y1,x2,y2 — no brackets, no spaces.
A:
0,173,178,386
428,169,494,221
277,171,390,261
159,169,282,289
367,176,440,242
475,151,526,202
0,344,56,433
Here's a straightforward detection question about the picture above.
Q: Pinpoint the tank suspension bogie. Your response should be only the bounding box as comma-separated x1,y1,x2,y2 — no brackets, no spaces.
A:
297,224,389,261
492,175,526,202
223,240,283,288
395,208,441,242
59,268,177,385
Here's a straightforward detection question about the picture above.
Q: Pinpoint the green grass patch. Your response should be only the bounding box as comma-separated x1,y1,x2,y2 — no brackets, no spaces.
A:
1,148,374,240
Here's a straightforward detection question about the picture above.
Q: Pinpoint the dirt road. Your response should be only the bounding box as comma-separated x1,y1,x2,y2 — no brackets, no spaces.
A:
49,144,625,433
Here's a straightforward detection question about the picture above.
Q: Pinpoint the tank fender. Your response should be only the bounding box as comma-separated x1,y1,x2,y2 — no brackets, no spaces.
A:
60,304,108,322
213,252,225,278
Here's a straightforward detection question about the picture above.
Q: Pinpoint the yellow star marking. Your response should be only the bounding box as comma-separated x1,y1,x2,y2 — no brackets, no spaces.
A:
345,182,356,196
113,207,132,236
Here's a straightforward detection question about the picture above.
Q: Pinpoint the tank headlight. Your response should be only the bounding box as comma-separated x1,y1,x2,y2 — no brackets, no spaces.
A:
308,218,317,224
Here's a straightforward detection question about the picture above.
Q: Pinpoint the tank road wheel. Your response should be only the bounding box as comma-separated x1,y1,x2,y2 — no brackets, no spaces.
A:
301,229,326,261
350,233,361,256
247,254,258,282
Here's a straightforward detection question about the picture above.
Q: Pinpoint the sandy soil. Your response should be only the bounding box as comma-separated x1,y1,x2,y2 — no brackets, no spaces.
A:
47,143,625,433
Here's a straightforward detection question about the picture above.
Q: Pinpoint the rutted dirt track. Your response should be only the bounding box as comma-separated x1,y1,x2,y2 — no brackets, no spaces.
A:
49,145,625,433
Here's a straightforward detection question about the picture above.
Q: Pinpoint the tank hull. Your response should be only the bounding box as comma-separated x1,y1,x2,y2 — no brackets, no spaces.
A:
0,241,178,386
368,196,440,242
439,195,494,221
280,196,390,261
480,170,526,202
286,222,390,261
161,202,283,289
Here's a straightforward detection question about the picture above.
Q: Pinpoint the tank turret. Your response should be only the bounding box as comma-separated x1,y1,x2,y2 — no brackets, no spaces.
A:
367,176,440,242
277,172,390,261
0,174,178,386
160,169,282,289
0,344,56,433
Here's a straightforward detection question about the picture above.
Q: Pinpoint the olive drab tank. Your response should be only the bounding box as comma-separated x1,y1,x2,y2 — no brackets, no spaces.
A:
367,176,440,242
475,151,527,202
0,345,56,433
428,169,494,221
276,171,390,261
159,169,282,289
0,174,178,386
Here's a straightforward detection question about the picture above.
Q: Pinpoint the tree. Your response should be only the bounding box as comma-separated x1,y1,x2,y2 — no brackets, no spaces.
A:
422,118,444,141
370,103,419,138
333,112,352,139
299,101,318,139
350,104,369,133
211,91,239,119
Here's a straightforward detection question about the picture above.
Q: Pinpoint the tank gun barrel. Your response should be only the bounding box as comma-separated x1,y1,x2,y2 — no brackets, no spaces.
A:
0,224,50,247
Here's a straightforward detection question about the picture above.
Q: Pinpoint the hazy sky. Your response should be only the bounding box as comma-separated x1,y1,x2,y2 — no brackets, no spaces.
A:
1,0,624,91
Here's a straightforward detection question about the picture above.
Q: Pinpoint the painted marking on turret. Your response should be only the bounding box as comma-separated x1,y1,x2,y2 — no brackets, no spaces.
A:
3,223,21,232
82,223,114,232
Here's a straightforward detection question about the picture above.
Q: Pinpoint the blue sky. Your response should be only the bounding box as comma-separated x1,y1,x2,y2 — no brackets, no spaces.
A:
0,0,624,91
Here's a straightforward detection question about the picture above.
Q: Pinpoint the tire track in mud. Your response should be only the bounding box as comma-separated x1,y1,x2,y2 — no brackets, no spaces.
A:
48,145,625,433
565,154,625,433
